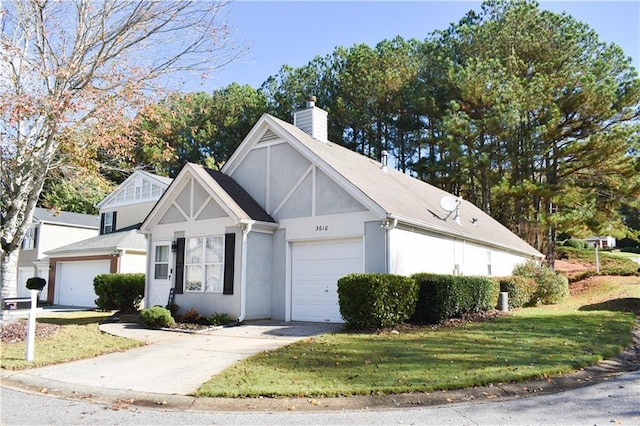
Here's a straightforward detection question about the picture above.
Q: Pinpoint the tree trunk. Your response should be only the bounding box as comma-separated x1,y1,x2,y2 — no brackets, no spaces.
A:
546,221,557,270
1,130,53,301
1,250,19,300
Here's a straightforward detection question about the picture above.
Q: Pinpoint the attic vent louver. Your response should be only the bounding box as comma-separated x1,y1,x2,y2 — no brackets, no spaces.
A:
293,95,328,143
259,129,279,143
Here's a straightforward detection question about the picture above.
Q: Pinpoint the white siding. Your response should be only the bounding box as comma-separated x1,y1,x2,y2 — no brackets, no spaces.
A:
390,227,531,277
38,224,98,259
119,253,147,274
491,250,531,276
390,228,456,276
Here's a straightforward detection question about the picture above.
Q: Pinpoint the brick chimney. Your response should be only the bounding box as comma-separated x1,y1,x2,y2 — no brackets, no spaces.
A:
293,95,328,142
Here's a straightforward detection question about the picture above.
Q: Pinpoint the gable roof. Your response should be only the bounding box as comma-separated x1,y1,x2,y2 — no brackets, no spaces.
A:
227,113,541,258
140,163,275,232
33,207,99,229
96,170,172,209
45,229,146,256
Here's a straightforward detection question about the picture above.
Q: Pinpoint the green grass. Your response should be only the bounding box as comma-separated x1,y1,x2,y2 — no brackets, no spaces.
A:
1,311,144,370
2,277,637,397
557,246,640,282
197,277,639,397
609,251,640,260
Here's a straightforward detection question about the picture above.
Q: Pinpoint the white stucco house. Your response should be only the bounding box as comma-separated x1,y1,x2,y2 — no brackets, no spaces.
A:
15,208,100,301
583,236,616,249
140,98,542,323
44,171,171,307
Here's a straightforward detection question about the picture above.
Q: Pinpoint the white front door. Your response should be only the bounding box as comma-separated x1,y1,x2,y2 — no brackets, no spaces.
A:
291,238,363,323
148,241,173,307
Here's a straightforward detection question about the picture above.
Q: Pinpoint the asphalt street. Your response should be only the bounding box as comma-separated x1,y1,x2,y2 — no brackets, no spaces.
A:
1,370,639,425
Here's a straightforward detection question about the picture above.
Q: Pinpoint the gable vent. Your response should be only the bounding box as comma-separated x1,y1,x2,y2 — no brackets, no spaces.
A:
259,129,279,143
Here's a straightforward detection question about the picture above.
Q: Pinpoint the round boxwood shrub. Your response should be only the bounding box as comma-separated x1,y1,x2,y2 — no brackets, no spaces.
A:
25,277,46,291
513,261,569,305
140,306,175,328
534,272,569,305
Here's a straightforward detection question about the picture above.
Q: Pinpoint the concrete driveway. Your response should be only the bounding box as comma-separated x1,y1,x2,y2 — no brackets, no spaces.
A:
2,320,341,396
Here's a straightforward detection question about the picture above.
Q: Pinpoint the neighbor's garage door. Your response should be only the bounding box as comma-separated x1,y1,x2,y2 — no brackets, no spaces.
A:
56,260,111,307
291,238,363,323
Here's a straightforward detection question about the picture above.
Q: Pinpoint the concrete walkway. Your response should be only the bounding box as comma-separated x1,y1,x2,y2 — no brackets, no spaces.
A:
2,320,341,396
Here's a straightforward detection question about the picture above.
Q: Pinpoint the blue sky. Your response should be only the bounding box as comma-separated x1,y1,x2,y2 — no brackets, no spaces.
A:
179,1,640,92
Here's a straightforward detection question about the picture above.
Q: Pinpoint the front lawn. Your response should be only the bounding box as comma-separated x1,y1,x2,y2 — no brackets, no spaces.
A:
197,276,639,397
608,250,640,260
0,311,144,370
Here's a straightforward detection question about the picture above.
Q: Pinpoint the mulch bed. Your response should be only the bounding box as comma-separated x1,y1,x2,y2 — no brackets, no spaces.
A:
0,320,61,344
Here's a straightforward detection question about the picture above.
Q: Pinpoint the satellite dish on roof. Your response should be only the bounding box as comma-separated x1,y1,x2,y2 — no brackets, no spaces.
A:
440,196,460,212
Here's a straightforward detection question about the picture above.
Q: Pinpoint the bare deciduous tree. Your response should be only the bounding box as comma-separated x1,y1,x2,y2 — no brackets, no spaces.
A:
0,0,242,298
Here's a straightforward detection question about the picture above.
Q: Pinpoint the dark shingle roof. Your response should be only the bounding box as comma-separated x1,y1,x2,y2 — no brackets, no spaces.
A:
204,169,276,223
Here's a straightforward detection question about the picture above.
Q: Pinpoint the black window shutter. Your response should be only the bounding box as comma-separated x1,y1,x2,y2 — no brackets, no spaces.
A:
174,237,185,294
111,211,117,233
99,213,105,235
33,226,38,248
223,233,235,295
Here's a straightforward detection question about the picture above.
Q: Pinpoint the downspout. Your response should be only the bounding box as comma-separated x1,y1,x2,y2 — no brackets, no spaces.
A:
384,217,398,273
144,236,152,309
237,221,253,323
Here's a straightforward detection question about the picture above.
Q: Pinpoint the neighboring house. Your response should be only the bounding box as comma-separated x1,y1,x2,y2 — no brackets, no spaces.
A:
15,208,100,301
140,98,543,323
584,236,616,249
44,171,171,307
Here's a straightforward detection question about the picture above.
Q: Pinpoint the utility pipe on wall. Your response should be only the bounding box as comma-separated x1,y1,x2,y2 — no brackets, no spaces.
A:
237,221,253,323
383,217,397,274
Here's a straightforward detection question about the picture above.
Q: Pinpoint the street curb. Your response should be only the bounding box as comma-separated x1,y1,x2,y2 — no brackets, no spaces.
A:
2,320,638,413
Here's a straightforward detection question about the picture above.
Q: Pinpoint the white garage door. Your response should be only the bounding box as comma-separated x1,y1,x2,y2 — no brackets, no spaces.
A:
291,238,363,323
56,260,111,307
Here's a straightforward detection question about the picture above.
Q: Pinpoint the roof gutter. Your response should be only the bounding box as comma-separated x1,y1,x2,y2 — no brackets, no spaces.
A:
237,220,254,323
36,220,99,230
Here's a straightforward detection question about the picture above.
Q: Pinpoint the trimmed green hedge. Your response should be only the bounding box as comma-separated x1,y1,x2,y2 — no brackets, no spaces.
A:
498,276,537,309
94,273,145,313
338,273,418,330
620,247,640,254
563,239,590,250
411,273,497,324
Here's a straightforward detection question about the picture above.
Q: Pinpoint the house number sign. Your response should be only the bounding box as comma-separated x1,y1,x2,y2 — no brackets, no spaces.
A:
315,225,329,231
